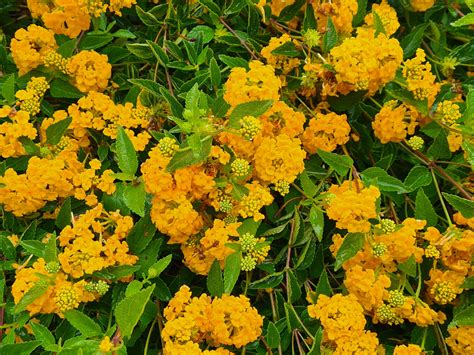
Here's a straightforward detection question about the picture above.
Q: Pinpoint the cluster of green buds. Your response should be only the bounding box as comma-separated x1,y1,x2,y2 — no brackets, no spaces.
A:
85,280,110,296
158,137,179,157
239,232,270,272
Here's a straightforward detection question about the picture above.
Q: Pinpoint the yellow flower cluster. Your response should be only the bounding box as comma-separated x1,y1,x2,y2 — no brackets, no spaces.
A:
364,0,400,36
410,0,436,12
10,24,57,75
58,203,136,277
393,344,424,355
435,100,462,125
162,286,263,353
446,326,474,355
312,0,358,35
11,258,97,316
261,34,300,74
26,0,137,38
328,28,403,95
67,91,151,150
325,180,381,233
15,77,50,116
223,60,281,107
182,219,241,275
0,107,37,158
308,294,381,353
403,49,440,105
67,50,112,93
301,112,351,153
372,101,418,144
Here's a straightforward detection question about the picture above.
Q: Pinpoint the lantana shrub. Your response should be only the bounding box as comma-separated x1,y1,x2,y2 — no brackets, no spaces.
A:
0,0,473,354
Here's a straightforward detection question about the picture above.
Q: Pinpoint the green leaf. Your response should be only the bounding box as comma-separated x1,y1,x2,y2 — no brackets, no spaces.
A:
14,281,49,313
224,251,241,294
401,23,429,59
79,33,113,50
271,41,300,57
116,126,138,176
167,136,212,172
0,341,42,354
207,260,224,297
20,240,45,258
450,305,474,327
46,117,72,145
361,167,408,193
209,57,221,88
128,79,162,97
334,233,365,270
148,254,172,279
115,285,155,339
451,13,474,27
126,43,153,59
386,88,428,115
266,322,280,349
31,322,55,347
50,79,84,99
415,189,438,227
218,54,249,69
18,137,40,156
127,214,156,254
303,4,317,31
55,197,72,229
398,254,417,277
322,17,338,53
352,0,368,26
228,100,274,128
136,6,161,26
461,276,474,289
373,11,386,35
404,165,432,192
123,182,146,217
188,25,215,44
317,149,353,176
249,272,285,289
43,233,57,263
442,193,474,218
427,130,451,160
316,269,332,296
287,270,302,303
309,206,324,241
299,171,317,197
1,74,15,103
64,310,103,337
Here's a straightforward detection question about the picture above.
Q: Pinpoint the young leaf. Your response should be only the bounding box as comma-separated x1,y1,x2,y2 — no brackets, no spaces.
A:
148,254,172,279
116,126,138,177
334,233,365,270
46,117,72,146
64,309,103,337
287,270,302,303
266,322,281,349
316,269,332,296
31,322,56,347
115,284,156,339
207,260,224,297
361,167,408,193
404,165,432,192
14,281,49,313
224,252,241,294
309,206,324,241
248,272,285,289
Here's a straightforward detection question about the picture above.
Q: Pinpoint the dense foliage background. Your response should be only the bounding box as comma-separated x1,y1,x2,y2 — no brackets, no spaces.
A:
0,0,473,354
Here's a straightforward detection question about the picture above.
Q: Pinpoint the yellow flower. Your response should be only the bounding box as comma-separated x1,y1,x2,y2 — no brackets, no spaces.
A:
312,0,358,35
99,336,113,353
372,101,417,144
403,49,439,106
393,344,424,355
223,60,281,107
325,180,380,233
426,269,465,305
446,326,474,355
67,50,112,93
253,134,306,185
364,0,400,36
11,24,57,75
41,0,91,38
301,112,350,153
333,330,381,355
410,0,435,12
260,34,300,74
435,100,462,125
235,181,274,221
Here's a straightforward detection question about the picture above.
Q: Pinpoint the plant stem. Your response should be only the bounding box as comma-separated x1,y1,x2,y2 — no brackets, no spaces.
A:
431,168,453,226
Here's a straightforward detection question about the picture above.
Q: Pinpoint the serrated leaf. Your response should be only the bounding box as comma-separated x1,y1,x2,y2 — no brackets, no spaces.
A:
1,74,15,103
373,11,386,35
224,251,241,294
123,182,146,217
361,167,408,193
209,57,221,87
46,117,72,146
0,341,42,354
299,171,317,197
404,165,432,192
401,23,429,59
271,41,300,57
451,13,474,27
322,17,338,53
207,259,224,297
136,6,161,26
415,189,438,226
334,233,365,270
287,270,302,303
31,322,55,347
442,193,474,218
317,149,353,176
115,285,155,339
167,136,212,172
116,126,138,176
128,79,162,97
64,310,103,337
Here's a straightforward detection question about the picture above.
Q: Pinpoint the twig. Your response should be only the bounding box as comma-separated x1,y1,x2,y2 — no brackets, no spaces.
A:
220,18,259,60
